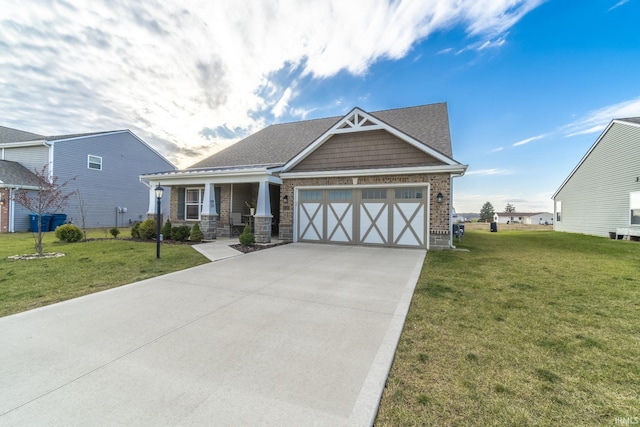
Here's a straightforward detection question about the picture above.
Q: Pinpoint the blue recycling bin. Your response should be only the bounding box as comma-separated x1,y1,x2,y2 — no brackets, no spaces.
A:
49,213,67,231
29,214,52,232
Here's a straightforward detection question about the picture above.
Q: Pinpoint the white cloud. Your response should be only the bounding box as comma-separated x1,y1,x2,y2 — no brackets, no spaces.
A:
609,0,630,11
0,0,544,167
465,168,513,176
490,147,505,152
562,96,640,137
512,133,546,146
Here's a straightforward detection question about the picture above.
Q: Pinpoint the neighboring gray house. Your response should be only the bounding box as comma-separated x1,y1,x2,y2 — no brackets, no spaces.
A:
552,117,640,237
142,103,468,249
495,212,553,225
0,126,175,232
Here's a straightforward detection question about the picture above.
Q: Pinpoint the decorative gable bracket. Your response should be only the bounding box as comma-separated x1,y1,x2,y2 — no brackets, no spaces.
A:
335,111,383,133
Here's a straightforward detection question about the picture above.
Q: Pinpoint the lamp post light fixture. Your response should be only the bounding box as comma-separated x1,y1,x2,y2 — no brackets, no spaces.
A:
155,184,164,259
436,192,444,204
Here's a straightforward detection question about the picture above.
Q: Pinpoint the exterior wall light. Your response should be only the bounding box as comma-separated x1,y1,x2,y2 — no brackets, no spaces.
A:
283,195,289,205
436,192,444,203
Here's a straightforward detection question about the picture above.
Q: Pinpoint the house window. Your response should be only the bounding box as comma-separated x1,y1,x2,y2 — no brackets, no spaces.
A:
556,201,561,222
630,192,640,225
88,155,102,170
185,188,204,220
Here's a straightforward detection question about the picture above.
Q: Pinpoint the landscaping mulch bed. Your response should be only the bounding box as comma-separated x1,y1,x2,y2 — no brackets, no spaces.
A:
229,242,289,254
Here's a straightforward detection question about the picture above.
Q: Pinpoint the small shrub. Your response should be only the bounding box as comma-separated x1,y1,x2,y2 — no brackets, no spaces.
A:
190,223,204,242
239,224,255,246
161,219,172,240
171,225,190,242
138,218,157,240
55,224,83,243
109,227,120,238
131,222,141,239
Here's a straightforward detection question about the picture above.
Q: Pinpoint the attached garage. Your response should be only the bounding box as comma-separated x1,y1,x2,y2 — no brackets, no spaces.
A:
297,185,428,248
142,103,467,249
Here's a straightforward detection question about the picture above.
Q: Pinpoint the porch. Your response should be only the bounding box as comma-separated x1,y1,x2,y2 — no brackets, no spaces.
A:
142,167,282,243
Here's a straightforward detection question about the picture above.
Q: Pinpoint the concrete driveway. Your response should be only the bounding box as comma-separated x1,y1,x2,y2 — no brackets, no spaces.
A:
0,243,425,426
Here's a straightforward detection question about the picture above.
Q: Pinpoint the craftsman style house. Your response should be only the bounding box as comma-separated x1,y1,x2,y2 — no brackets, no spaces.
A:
0,127,175,232
141,103,468,249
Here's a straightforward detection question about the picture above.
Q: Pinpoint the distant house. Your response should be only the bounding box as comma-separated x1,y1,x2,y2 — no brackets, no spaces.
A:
552,117,640,237
495,212,553,225
141,103,468,249
0,126,175,232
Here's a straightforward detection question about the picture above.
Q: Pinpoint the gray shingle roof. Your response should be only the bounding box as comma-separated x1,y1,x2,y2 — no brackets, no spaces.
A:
190,103,453,169
0,125,123,144
0,126,45,143
619,117,640,125
0,160,40,187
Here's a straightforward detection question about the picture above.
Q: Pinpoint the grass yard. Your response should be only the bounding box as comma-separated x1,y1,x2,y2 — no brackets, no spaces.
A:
0,229,209,317
376,229,640,426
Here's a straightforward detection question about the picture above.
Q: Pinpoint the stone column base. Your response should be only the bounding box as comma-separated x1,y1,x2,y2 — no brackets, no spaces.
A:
200,215,218,240
254,215,272,244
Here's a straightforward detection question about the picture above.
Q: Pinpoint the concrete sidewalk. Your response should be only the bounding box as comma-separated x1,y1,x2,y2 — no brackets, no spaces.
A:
0,243,425,426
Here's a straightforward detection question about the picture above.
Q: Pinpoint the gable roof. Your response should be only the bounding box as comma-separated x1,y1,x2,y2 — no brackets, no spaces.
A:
0,126,45,143
552,117,640,199
0,160,40,188
189,103,455,170
0,125,127,145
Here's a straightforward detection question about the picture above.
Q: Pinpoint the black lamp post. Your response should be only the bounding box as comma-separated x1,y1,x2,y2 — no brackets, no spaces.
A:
155,184,164,259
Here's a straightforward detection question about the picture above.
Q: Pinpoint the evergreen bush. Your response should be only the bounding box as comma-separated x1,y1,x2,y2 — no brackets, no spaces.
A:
239,224,255,246
109,227,120,238
131,222,141,239
138,218,157,240
171,225,190,242
55,224,83,243
161,219,172,240
190,223,204,242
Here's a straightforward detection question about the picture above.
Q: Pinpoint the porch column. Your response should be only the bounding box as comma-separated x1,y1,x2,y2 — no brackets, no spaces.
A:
147,186,157,217
200,183,217,240
254,180,272,243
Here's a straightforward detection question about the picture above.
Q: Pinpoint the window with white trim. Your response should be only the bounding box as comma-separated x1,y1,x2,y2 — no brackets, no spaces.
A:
185,188,205,220
630,192,640,225
88,155,102,170
556,201,561,222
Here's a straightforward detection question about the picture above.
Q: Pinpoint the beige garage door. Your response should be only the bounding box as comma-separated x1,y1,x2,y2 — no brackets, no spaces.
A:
297,187,427,248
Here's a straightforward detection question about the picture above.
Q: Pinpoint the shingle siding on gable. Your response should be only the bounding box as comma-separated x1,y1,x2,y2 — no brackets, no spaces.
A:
290,129,443,172
2,146,49,171
554,122,640,236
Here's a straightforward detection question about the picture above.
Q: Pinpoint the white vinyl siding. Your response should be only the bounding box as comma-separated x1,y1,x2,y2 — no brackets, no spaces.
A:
553,122,640,236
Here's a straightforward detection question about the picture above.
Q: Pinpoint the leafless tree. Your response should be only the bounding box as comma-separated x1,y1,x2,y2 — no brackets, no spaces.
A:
13,165,76,255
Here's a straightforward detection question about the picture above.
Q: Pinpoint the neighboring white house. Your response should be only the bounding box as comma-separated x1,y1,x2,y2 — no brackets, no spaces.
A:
552,117,640,237
495,212,553,225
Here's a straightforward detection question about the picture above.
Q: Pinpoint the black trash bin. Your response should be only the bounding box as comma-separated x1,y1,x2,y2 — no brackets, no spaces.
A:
490,222,498,232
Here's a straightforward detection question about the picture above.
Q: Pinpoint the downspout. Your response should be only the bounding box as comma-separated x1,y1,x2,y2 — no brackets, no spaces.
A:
9,187,15,233
47,141,54,180
450,171,466,249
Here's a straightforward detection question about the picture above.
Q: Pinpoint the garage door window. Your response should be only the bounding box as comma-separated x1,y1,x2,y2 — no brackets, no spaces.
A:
362,189,387,199
395,188,423,199
301,190,322,200
329,190,352,200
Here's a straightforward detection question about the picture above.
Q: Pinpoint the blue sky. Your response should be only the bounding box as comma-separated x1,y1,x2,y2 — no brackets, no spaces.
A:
1,0,639,213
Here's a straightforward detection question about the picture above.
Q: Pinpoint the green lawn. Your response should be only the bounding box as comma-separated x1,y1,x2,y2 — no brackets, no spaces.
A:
0,229,209,317
376,229,640,426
